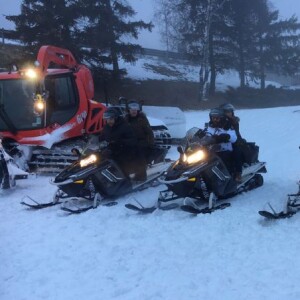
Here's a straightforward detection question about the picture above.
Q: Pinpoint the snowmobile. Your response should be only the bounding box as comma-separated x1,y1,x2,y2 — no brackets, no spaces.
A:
125,128,267,214
0,137,28,189
21,144,172,213
259,185,300,220
259,147,300,220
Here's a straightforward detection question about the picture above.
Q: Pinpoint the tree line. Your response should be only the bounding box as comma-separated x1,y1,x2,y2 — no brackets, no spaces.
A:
6,0,300,100
154,0,300,99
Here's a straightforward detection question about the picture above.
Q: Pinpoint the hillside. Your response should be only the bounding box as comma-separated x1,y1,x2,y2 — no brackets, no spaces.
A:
1,44,300,109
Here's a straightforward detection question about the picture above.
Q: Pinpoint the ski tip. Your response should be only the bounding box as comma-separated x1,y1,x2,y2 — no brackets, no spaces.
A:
258,210,296,220
125,203,156,213
258,210,278,219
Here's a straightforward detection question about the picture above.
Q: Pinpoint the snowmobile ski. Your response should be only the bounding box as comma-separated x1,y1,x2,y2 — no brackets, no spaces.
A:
258,199,300,220
60,195,118,214
21,195,62,209
60,203,95,214
258,210,296,220
181,202,231,215
125,203,157,214
125,202,179,214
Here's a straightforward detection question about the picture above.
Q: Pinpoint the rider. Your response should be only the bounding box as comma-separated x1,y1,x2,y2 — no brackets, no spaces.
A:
219,103,244,181
125,100,154,158
204,108,239,181
125,100,155,181
99,107,138,178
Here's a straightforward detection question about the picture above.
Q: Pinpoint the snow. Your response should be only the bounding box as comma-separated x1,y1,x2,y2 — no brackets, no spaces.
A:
121,57,283,91
1,106,300,300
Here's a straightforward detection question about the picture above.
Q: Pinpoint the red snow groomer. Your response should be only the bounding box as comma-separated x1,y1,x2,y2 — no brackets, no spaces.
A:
0,45,106,173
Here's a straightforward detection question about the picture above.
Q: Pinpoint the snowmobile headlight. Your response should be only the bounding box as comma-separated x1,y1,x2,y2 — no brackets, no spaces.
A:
183,150,206,164
80,154,97,167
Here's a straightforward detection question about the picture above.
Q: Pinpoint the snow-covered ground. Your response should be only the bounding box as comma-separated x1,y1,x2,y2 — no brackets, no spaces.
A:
1,106,300,300
122,56,283,91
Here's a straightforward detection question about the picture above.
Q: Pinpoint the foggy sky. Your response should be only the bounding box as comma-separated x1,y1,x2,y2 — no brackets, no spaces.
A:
1,0,299,50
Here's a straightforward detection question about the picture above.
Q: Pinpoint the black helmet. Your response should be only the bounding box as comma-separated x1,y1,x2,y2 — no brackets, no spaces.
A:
103,107,119,119
128,100,141,111
220,103,235,113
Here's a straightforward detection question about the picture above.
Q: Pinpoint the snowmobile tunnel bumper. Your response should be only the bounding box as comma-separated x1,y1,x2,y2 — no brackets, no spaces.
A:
158,176,189,184
50,178,74,186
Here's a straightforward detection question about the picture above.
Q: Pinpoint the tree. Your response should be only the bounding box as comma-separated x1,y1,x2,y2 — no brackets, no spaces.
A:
253,4,300,89
6,0,80,57
77,0,153,80
155,0,232,99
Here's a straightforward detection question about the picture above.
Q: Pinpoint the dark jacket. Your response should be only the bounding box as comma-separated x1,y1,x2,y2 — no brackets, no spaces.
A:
99,117,138,160
125,112,154,148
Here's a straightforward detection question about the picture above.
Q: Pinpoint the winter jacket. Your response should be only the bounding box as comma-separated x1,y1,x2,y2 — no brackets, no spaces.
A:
228,115,242,140
99,117,138,160
125,112,154,148
206,126,237,152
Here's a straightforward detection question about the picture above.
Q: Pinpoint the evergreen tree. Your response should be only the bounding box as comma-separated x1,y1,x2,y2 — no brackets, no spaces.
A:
6,0,80,57
77,0,153,79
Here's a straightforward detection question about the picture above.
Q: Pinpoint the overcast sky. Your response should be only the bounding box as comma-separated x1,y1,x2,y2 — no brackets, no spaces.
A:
1,0,300,50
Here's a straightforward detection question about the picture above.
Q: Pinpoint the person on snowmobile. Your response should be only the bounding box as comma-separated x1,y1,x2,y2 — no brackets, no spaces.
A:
125,100,155,181
0,138,10,189
199,108,239,181
219,103,242,140
99,107,138,178
219,103,244,181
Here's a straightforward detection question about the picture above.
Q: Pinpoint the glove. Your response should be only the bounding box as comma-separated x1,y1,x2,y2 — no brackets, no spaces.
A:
195,129,206,139
213,134,230,143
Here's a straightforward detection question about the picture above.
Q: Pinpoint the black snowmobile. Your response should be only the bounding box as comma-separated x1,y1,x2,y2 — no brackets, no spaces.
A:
21,145,172,213
0,138,28,190
259,147,300,220
126,128,267,214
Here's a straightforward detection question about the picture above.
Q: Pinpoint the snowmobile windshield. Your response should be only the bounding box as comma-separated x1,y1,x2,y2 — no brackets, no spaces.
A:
0,79,41,131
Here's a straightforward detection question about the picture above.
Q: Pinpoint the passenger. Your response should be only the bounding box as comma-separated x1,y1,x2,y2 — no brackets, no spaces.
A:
219,103,244,181
205,108,240,181
219,103,242,140
99,107,138,177
125,100,155,181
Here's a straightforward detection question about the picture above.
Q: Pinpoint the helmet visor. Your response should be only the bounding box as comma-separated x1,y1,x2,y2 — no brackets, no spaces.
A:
128,102,140,110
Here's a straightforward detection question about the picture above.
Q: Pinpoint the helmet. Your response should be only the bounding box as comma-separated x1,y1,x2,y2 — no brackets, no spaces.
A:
220,103,235,113
209,108,226,127
103,107,119,119
209,108,225,119
128,100,141,111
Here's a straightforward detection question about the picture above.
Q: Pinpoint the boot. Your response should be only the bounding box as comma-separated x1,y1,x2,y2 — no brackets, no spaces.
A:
1,175,10,189
235,172,242,183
